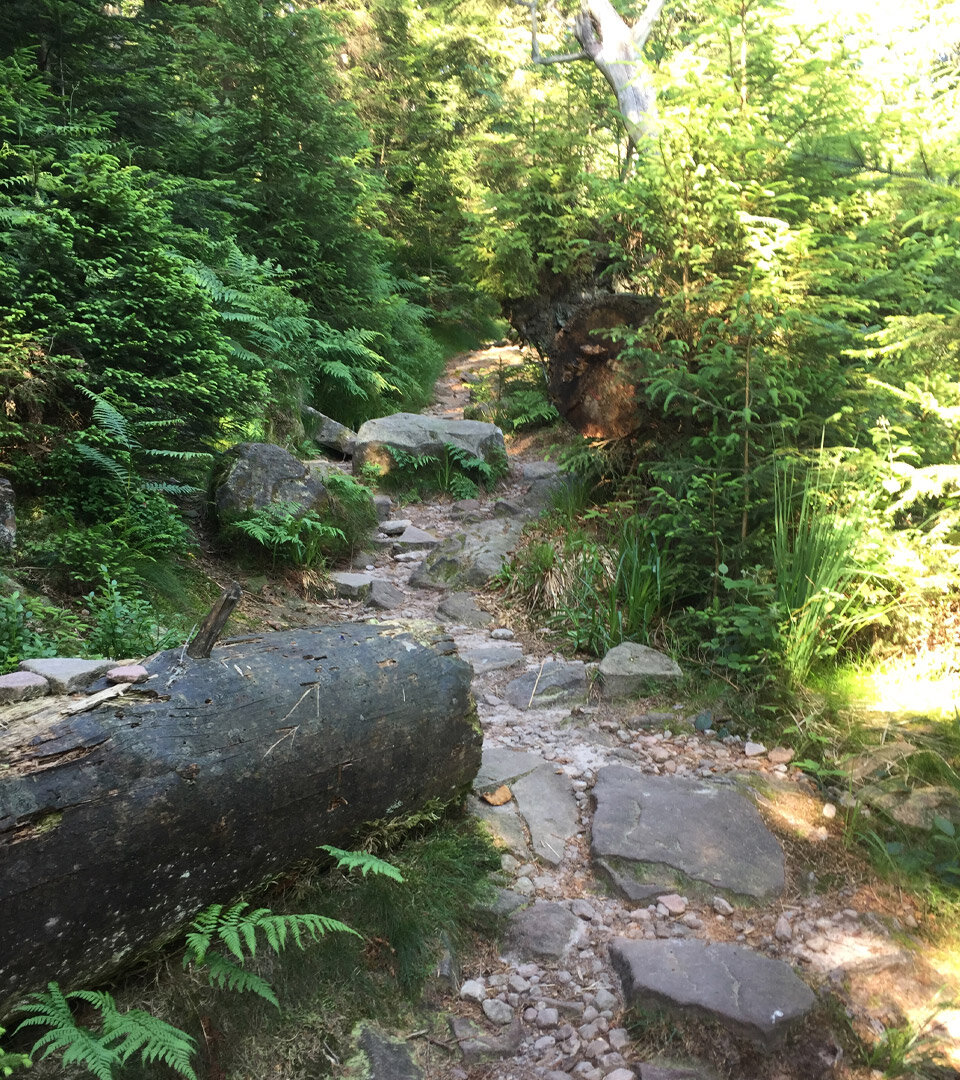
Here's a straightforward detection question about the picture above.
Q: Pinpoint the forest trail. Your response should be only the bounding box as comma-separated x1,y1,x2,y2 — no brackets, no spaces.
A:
307,346,959,1080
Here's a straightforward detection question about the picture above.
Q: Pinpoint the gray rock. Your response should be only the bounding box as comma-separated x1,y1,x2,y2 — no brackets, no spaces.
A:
460,979,486,1003
0,670,50,703
521,461,560,481
599,643,681,698
450,1017,524,1064
353,413,506,477
504,661,588,710
380,518,412,536
391,525,440,550
373,495,393,522
610,938,815,1048
511,762,580,866
329,571,373,600
490,627,514,640
367,580,405,610
213,442,328,526
493,499,522,517
437,592,493,628
591,767,784,900
467,796,532,861
485,888,531,918
410,519,524,590
474,748,580,865
302,407,357,457
344,1021,422,1080
482,998,515,1025
459,645,525,674
0,478,15,554
505,902,583,961
20,658,115,694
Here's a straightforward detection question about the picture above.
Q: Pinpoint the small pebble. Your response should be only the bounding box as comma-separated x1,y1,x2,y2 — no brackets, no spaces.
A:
822,803,837,819
491,627,514,640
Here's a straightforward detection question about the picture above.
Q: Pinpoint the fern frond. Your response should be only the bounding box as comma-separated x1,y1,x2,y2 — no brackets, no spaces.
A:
198,952,279,1009
320,845,404,881
74,444,129,484
78,387,137,449
99,1003,197,1078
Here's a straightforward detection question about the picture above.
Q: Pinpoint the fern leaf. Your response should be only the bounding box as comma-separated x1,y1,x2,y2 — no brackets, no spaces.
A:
320,845,404,882
74,444,129,484
78,387,136,449
200,952,279,1009
100,1004,197,1079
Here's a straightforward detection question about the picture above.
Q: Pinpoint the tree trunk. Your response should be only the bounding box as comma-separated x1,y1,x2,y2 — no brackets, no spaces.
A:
0,623,480,1019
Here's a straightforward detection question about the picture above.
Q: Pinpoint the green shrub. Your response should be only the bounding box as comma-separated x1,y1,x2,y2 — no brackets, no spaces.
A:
0,591,79,674
84,570,184,659
227,503,345,569
384,442,508,499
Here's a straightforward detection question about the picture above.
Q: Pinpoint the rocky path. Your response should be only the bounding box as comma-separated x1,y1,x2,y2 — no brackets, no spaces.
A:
320,347,938,1080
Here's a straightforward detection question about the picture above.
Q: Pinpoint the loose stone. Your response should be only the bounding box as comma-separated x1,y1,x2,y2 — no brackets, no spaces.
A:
482,998,514,1025
460,979,485,1003
713,896,735,916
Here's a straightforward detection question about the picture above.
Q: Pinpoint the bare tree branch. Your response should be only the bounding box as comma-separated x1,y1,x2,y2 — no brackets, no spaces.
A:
514,0,589,65
631,0,669,49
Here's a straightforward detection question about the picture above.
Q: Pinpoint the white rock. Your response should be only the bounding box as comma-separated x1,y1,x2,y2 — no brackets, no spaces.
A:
713,896,735,916
460,979,485,1002
822,802,837,819
491,627,515,640
775,914,793,941
744,741,767,757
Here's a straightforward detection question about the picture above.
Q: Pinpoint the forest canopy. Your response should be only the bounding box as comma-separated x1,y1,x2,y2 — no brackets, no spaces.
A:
0,0,958,689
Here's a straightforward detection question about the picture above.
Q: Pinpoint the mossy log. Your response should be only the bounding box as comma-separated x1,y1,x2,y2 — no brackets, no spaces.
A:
0,623,480,1019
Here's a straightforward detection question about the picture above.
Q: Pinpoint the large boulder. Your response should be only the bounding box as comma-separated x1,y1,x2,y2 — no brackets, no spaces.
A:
302,407,357,457
0,479,14,555
352,414,507,478
212,442,329,526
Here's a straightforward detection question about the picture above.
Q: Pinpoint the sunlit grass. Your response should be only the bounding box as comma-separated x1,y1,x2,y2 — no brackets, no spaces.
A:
812,652,960,724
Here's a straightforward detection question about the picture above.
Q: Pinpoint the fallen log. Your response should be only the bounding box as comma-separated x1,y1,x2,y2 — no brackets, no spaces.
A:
0,622,480,1019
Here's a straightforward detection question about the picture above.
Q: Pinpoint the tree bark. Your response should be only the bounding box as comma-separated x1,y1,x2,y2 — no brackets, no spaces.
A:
0,623,480,1019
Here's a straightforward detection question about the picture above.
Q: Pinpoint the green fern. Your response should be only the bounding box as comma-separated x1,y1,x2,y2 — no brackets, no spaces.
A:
183,901,359,1007
15,982,197,1080
321,844,405,881
0,1027,31,1077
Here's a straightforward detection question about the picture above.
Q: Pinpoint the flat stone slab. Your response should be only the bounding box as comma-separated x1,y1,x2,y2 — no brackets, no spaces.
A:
328,571,373,599
391,525,440,550
460,644,524,674
467,795,532,861
379,518,412,536
410,519,524,589
504,901,583,961
474,748,579,865
19,658,115,694
600,643,681,697
591,767,784,900
504,661,588,710
106,665,149,684
0,671,50,703
438,592,493,627
610,938,815,1049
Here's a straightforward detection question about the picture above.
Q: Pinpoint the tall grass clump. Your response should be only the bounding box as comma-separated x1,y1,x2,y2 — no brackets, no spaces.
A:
772,454,891,686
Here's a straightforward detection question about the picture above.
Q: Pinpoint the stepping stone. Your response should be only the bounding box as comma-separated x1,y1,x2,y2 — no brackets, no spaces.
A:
0,671,50,703
467,795,532,861
410,519,524,589
367,580,404,610
460,644,524,674
391,525,439,550
591,767,784,901
599,643,681,697
379,518,412,536
475,748,579,866
328,571,373,600
610,938,815,1049
504,901,583,961
19,658,115,694
437,592,493,627
504,660,588,710
450,1016,524,1065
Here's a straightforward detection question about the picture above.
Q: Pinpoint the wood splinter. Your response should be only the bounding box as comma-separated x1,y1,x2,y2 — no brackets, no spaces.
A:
186,581,243,659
